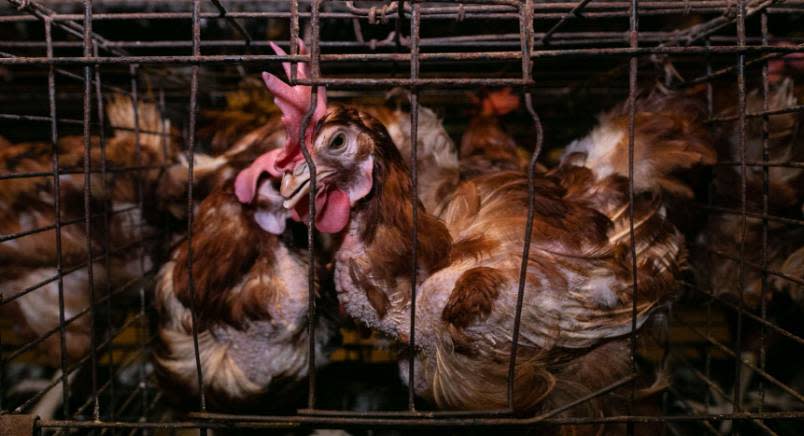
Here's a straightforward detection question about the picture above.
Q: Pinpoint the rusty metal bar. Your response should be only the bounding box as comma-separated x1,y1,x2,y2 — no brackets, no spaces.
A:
698,205,804,228
674,316,804,405
0,164,174,182
0,1,801,22
93,42,118,422
185,0,208,419
206,0,252,47
703,34,715,418
508,0,536,411
80,0,100,420
626,1,640,429
733,0,750,419
538,0,594,45
2,44,803,66
3,33,803,51
714,161,804,169
184,400,804,428
44,15,71,420
305,0,322,411
698,246,804,287
685,41,804,86
407,0,419,412
665,384,721,435
34,410,804,430
290,0,298,84
0,204,146,248
0,112,181,138
707,104,804,123
671,352,779,435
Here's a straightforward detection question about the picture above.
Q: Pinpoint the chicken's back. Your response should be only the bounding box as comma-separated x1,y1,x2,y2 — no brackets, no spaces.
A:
409,90,713,417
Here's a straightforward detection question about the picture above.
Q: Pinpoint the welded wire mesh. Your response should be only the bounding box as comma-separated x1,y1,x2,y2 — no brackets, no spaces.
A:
0,1,802,435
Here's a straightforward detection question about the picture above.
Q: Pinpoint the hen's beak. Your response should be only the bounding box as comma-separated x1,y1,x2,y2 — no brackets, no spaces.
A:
280,161,335,209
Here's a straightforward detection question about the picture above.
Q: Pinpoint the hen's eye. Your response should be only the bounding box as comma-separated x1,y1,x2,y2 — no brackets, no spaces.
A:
329,132,346,151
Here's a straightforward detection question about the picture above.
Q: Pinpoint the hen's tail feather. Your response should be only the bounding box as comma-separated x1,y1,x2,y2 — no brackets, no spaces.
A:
562,90,716,199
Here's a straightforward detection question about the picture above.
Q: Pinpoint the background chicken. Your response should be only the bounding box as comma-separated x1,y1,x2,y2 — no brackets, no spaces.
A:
1,94,176,365
0,95,181,418
155,79,287,221
697,77,803,309
267,80,714,433
683,76,804,432
459,87,531,178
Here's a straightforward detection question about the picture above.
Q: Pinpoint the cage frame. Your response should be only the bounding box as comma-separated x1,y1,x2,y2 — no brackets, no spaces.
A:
0,0,802,434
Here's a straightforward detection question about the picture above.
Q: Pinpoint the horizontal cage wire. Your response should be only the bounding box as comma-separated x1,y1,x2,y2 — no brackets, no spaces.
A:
0,0,802,435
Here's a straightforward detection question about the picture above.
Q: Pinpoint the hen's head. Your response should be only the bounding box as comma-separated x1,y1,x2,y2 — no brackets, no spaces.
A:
280,107,402,233
235,40,403,234
234,39,327,234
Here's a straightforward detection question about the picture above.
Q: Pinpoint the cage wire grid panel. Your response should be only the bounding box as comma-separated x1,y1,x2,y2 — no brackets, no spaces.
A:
0,0,802,434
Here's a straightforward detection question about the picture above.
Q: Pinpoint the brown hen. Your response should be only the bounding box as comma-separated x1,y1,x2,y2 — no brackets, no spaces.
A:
153,45,338,411
266,86,713,433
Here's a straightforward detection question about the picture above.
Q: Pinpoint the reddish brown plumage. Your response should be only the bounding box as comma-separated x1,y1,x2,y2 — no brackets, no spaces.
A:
442,266,506,329
154,181,337,410
169,189,278,328
355,97,460,212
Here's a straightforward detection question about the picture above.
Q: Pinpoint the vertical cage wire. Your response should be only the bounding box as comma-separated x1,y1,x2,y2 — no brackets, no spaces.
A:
626,1,641,431
407,0,420,413
307,0,321,411
185,0,207,422
80,0,100,421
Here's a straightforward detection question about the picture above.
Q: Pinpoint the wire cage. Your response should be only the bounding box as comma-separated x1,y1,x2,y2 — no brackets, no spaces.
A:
0,0,802,435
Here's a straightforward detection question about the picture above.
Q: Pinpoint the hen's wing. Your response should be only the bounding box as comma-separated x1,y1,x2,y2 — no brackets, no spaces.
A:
414,90,713,414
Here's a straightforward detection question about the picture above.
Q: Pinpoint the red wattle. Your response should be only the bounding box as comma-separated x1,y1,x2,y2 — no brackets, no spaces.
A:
290,185,351,233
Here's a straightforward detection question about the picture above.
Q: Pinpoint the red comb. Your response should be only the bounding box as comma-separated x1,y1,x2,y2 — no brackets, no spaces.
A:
235,39,328,205
481,88,520,117
768,41,804,84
